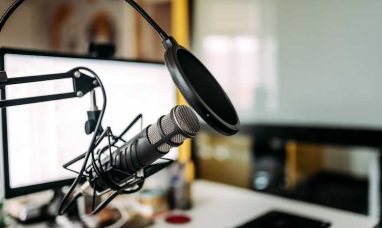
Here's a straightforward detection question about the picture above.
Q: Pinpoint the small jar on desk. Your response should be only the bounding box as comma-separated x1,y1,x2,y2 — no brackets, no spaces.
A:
168,162,194,210
138,189,169,218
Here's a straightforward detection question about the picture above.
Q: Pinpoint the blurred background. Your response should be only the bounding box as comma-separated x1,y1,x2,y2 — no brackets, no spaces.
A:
1,0,382,226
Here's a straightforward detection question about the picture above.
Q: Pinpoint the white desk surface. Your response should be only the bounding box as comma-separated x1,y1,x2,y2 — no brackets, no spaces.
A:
153,180,378,228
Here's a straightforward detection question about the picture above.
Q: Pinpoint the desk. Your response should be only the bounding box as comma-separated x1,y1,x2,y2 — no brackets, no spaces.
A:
153,180,378,228
8,180,378,227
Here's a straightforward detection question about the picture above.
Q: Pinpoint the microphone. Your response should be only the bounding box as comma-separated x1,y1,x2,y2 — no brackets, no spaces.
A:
87,105,200,193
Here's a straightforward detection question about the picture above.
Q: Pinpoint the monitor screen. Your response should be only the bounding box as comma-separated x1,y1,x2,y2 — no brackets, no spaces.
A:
0,49,177,196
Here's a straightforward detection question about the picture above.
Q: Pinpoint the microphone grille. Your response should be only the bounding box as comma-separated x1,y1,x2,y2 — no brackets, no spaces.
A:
147,106,200,153
161,114,185,144
147,125,172,152
173,105,200,136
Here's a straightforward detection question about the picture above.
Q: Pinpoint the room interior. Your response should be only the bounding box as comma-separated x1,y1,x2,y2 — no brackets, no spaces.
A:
0,0,381,227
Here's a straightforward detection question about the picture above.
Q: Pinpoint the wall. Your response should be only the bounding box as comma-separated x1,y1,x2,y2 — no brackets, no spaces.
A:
0,0,137,58
0,0,50,51
276,0,382,128
193,0,278,123
194,0,382,128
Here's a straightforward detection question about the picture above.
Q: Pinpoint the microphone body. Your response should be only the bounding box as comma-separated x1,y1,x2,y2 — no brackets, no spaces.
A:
88,105,200,193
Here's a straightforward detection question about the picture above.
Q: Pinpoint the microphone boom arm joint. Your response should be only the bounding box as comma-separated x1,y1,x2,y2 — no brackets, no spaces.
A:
0,68,99,108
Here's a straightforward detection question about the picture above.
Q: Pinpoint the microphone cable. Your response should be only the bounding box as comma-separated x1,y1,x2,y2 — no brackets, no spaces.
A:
58,67,108,215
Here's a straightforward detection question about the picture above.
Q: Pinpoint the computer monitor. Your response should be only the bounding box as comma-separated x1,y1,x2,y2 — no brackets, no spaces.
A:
0,48,177,198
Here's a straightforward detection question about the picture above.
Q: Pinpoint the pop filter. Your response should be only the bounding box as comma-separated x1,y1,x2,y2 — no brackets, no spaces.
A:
163,37,240,135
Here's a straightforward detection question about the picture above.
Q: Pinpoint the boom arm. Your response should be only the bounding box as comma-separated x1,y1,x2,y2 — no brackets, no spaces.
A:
0,69,99,108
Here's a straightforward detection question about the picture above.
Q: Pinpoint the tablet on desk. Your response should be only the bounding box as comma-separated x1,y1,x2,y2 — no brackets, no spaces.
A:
237,210,331,228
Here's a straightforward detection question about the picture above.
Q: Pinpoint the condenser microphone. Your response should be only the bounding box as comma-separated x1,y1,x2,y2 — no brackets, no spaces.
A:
87,105,200,193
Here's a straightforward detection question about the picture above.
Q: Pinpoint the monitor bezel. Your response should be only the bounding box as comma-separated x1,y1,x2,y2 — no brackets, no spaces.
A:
0,47,165,198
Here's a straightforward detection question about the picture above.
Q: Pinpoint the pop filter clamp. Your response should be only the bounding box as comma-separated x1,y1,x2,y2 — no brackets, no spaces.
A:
0,0,240,215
